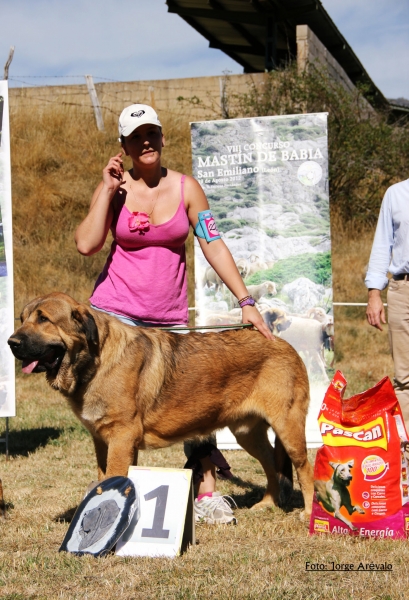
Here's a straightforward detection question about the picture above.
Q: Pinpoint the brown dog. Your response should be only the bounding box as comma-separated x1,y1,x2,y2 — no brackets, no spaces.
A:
8,292,314,515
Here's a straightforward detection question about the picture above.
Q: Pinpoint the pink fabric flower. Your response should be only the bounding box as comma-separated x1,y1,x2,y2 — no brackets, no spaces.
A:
128,211,150,233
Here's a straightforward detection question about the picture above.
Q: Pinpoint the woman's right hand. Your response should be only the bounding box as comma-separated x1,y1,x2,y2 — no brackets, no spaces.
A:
102,152,125,193
75,153,123,255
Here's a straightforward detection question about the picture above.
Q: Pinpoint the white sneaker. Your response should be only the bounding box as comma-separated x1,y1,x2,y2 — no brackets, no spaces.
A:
194,492,237,524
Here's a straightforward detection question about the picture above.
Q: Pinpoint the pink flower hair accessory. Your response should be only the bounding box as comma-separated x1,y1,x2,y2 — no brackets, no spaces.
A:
128,211,150,234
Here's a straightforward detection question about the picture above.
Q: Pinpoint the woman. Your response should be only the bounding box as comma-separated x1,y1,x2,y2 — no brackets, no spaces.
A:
75,104,273,524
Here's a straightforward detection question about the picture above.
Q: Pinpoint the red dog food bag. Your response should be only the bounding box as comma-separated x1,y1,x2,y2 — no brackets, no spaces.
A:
310,371,409,539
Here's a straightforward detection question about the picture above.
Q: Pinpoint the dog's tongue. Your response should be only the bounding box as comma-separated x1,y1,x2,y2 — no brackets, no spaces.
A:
22,359,39,374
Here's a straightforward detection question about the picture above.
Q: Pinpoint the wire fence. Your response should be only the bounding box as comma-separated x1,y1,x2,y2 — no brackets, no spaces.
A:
6,72,265,121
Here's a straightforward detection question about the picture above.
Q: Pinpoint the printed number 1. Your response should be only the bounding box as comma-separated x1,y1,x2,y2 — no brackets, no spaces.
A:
141,485,170,539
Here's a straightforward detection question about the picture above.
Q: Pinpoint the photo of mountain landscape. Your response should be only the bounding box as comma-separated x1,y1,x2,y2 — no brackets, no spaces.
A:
191,113,332,445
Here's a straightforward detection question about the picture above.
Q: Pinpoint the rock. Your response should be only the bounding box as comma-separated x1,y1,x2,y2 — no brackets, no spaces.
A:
205,300,229,313
223,228,326,262
282,278,325,313
226,204,322,232
258,297,291,311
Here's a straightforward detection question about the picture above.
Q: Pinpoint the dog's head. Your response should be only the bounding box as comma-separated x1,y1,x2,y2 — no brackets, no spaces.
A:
235,258,249,279
263,282,277,297
306,307,327,322
262,307,292,335
8,292,99,394
330,460,354,486
322,319,334,338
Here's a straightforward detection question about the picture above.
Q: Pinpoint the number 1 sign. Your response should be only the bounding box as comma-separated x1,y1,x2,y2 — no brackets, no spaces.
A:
115,466,195,557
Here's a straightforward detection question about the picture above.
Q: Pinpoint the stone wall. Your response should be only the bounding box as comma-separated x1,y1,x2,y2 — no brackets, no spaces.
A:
296,24,356,93
297,25,373,115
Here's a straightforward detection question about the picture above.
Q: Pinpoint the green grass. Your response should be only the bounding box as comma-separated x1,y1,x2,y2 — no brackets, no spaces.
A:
247,252,332,288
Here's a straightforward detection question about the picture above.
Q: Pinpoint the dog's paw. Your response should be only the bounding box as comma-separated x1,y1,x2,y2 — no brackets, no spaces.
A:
250,499,277,511
299,509,311,522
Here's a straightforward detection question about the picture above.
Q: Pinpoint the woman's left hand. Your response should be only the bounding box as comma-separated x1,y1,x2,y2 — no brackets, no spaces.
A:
242,305,274,340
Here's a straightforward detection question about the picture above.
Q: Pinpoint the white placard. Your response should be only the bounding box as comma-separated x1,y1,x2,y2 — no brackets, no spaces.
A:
116,466,194,558
0,81,15,417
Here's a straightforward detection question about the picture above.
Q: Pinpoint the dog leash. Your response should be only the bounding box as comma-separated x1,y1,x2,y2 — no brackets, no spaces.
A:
158,323,254,332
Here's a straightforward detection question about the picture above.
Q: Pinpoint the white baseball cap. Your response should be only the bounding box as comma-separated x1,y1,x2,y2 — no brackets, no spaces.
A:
118,104,162,139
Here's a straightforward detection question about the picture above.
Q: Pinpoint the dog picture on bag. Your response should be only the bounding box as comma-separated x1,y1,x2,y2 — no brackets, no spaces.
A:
314,460,365,530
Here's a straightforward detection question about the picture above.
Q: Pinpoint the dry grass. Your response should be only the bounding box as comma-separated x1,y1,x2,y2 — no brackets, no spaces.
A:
0,376,407,600
9,104,393,389
10,105,194,314
1,104,402,599
330,213,393,395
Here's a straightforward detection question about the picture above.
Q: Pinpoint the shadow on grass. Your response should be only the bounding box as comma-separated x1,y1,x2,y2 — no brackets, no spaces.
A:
54,479,306,524
0,427,64,457
228,476,305,512
55,505,78,523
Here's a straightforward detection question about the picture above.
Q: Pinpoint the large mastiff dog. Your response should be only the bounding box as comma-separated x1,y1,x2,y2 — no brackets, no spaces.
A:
8,293,313,516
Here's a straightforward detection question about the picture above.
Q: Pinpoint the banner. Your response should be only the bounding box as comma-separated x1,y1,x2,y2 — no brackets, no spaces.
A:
0,81,15,417
191,113,332,446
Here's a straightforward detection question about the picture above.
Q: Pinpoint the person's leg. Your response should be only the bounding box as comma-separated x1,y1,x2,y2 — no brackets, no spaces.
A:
387,280,409,432
183,435,218,495
183,437,236,524
196,455,217,495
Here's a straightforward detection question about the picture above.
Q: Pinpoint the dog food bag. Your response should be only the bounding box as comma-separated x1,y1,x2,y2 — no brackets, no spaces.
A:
310,371,409,539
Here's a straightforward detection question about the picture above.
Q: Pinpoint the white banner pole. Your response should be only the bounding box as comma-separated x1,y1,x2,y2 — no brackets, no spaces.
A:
0,80,16,426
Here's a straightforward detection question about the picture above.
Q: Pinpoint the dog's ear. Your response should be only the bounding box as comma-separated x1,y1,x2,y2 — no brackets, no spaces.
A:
347,460,354,468
329,461,338,470
71,306,99,347
262,309,278,330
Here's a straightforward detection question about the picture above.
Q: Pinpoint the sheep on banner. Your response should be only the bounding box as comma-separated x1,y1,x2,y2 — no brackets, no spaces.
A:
191,113,333,447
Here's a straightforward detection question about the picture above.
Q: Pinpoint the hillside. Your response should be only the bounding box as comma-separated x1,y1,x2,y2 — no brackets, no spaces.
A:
7,99,395,393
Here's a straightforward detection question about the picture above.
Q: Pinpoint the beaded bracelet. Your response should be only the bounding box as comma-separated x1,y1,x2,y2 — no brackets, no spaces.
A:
238,295,255,308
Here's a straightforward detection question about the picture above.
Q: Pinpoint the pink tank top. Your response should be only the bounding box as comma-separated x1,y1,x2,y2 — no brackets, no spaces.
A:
90,175,190,325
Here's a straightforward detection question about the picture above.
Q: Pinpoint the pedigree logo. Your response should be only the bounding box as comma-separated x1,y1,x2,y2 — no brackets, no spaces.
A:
318,415,387,450
313,518,330,533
